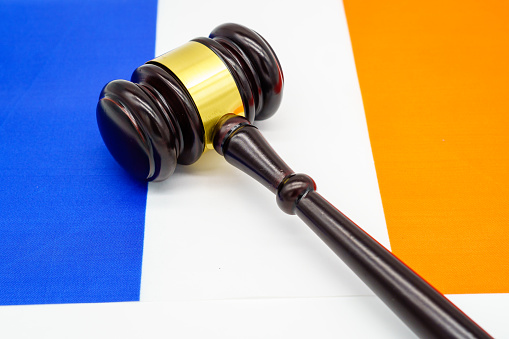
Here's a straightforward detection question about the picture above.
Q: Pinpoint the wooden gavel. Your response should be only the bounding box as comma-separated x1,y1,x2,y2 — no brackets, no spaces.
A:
96,23,491,338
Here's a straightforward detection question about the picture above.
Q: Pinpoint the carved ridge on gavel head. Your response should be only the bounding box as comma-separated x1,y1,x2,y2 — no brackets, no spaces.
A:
96,23,283,182
96,24,492,339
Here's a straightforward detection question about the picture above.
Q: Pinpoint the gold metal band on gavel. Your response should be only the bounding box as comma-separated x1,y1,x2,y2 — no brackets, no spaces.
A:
152,41,244,149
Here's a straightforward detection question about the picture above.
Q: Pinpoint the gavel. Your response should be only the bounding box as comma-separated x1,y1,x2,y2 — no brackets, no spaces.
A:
96,23,491,338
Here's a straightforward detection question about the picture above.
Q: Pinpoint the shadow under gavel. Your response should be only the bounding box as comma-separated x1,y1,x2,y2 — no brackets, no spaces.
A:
96,23,491,339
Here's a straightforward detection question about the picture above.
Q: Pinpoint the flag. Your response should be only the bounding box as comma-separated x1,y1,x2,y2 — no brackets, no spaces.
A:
0,0,506,337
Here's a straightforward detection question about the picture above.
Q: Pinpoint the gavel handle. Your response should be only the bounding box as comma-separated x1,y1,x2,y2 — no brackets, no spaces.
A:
213,115,492,339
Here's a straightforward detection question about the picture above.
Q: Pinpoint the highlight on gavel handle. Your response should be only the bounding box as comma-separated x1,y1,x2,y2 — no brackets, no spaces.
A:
213,114,492,339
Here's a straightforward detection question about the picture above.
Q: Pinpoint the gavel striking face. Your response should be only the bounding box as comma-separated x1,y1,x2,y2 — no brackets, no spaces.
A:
96,24,490,338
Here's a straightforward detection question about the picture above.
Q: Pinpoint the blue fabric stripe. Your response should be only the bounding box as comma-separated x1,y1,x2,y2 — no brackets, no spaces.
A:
0,1,157,305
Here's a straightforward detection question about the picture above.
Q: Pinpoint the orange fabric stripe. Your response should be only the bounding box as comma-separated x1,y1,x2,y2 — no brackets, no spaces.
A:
343,0,509,294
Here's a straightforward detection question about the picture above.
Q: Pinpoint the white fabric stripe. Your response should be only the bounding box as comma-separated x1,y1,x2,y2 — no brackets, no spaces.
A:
141,0,389,302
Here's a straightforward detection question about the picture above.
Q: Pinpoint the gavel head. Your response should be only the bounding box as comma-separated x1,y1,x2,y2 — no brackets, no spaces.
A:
96,23,284,181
